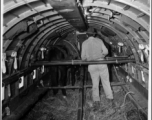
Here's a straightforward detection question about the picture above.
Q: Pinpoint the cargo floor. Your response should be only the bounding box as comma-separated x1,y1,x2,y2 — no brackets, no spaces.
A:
22,84,146,120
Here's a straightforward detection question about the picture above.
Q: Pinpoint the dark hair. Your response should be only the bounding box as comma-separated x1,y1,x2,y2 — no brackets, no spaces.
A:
86,28,97,37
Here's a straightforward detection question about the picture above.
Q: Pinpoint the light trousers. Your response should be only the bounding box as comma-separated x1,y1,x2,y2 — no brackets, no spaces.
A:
88,64,113,101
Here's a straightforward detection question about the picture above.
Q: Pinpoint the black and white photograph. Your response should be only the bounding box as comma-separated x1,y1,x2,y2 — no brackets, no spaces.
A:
1,0,151,120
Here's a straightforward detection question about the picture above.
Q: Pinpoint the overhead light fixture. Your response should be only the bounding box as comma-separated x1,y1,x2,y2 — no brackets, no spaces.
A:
59,9,74,13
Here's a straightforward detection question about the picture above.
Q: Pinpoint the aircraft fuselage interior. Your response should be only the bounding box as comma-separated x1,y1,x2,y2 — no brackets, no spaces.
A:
2,0,150,120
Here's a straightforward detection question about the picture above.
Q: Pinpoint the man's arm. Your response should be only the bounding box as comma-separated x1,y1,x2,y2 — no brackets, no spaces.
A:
101,40,108,56
81,42,87,60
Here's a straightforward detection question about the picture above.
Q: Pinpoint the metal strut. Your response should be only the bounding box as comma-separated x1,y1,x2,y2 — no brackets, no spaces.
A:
39,82,126,89
31,59,135,66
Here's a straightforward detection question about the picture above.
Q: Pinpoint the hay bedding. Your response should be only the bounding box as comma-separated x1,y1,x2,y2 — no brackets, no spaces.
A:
23,86,145,120
23,89,80,120
83,86,144,120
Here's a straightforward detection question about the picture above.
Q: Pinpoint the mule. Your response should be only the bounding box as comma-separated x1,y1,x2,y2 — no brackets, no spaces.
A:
47,46,68,97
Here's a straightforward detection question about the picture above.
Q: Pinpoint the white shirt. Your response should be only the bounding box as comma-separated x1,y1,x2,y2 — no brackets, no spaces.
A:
81,37,108,61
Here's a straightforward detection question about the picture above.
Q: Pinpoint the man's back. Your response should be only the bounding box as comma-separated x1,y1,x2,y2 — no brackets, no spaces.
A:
81,36,108,61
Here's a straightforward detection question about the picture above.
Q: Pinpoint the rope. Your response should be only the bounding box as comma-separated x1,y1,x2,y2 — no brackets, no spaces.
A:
120,91,134,108
114,66,147,118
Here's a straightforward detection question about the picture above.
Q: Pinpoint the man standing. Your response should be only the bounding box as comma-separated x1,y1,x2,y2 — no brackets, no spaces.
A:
81,28,115,111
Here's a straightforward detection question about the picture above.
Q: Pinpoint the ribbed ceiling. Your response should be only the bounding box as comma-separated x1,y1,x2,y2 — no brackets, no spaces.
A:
3,0,150,77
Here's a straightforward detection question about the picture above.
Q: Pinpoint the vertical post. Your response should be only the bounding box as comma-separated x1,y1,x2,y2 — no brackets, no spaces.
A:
82,65,87,120
24,76,28,90
77,66,85,120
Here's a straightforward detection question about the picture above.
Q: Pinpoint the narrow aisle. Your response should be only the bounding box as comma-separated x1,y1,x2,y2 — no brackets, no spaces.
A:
23,88,80,120
22,71,146,120
83,71,146,120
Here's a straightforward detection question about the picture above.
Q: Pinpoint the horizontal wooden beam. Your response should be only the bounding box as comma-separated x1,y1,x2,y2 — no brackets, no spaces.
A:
31,59,135,66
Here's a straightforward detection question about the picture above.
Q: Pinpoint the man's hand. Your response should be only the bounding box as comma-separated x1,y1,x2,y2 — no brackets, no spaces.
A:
101,53,106,58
